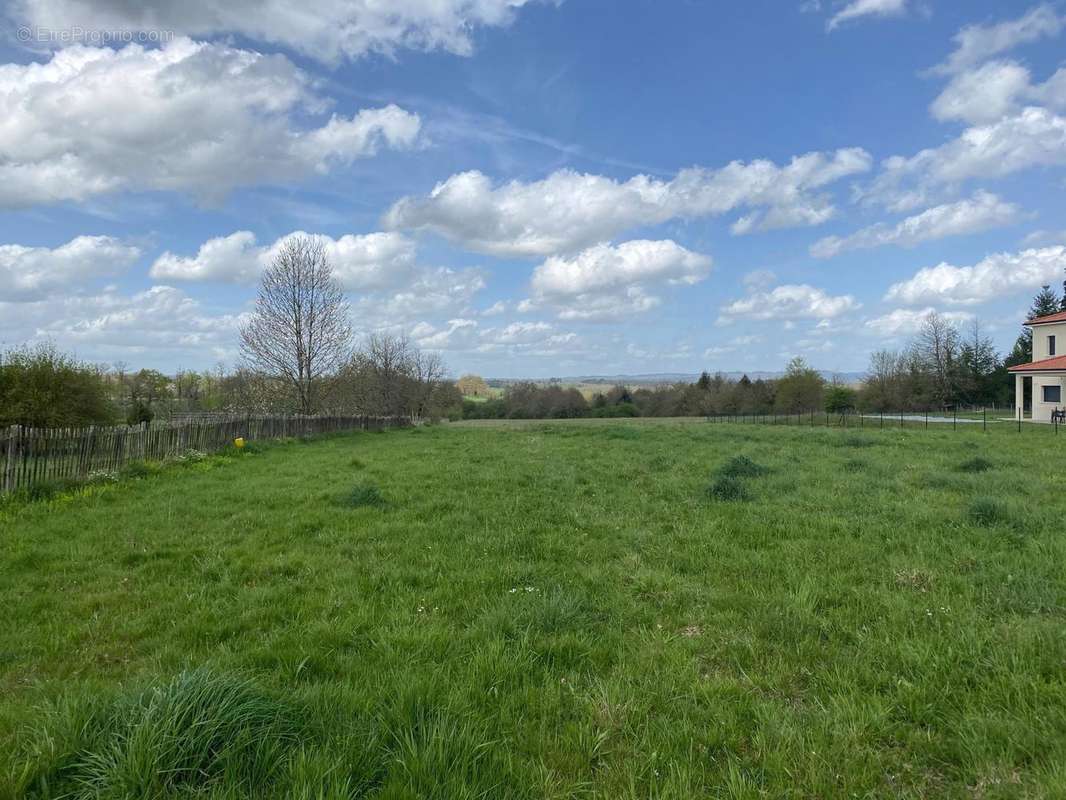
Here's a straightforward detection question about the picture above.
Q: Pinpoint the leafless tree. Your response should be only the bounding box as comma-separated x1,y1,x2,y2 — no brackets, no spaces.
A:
239,236,351,414
914,311,960,407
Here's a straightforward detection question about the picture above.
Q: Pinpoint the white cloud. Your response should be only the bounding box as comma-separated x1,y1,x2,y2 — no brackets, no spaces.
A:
384,149,871,257
883,245,1066,305
930,61,1034,125
827,0,908,32
864,307,974,336
354,267,487,323
151,230,417,289
524,240,711,321
930,60,1066,125
933,4,1064,75
0,284,244,365
0,38,420,208
0,235,140,301
14,0,549,62
860,107,1066,211
409,317,582,356
810,191,1020,258
1021,228,1066,246
719,284,860,322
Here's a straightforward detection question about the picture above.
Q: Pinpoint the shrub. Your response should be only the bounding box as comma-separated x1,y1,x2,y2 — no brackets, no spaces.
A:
14,668,301,799
706,475,750,502
968,497,1008,527
718,455,768,478
341,484,384,508
958,456,994,473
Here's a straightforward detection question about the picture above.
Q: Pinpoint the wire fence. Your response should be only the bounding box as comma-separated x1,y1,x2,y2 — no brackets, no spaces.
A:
0,415,410,495
707,408,1064,435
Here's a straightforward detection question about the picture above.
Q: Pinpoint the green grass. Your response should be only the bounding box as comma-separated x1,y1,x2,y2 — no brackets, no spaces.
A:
2,420,1065,798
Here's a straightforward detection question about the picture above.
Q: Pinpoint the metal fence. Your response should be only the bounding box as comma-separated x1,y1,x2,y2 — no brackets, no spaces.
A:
708,408,1063,435
0,415,410,494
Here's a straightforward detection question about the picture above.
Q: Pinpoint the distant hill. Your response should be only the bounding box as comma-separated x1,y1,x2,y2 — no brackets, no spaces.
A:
489,371,866,386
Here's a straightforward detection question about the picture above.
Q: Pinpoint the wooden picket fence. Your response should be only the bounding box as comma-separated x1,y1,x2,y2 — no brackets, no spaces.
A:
0,415,410,494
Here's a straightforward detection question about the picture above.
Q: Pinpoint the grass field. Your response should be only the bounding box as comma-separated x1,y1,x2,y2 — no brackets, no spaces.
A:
2,420,1065,798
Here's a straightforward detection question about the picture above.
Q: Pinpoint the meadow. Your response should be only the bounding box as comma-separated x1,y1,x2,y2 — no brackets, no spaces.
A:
1,420,1064,798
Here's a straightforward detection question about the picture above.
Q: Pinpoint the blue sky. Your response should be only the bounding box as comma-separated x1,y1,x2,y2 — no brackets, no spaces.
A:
1,0,1065,377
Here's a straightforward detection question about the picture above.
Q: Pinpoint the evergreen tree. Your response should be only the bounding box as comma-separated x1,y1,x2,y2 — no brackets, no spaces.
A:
1006,285,1059,366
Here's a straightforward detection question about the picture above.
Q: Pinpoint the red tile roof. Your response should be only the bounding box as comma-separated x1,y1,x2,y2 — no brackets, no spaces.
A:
1008,354,1066,372
1027,310,1066,326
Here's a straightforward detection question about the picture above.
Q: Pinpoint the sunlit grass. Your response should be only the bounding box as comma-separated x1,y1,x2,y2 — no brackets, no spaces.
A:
2,421,1064,798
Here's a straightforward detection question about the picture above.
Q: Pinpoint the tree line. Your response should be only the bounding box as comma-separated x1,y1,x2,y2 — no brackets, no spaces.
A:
2,238,1056,427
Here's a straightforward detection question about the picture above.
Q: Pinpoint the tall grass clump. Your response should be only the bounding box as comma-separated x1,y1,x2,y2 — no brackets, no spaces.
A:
968,497,1009,527
717,455,768,479
958,456,994,473
13,668,302,799
341,483,384,508
706,475,750,502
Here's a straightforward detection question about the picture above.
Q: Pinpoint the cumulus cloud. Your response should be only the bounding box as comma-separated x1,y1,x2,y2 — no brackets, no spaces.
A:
0,38,420,208
1,284,244,365
810,191,1020,258
384,149,871,257
883,245,1066,305
864,307,974,336
14,0,550,62
409,317,581,356
718,284,860,323
0,235,140,301
930,60,1066,125
827,0,908,31
932,4,1064,75
151,231,417,289
523,240,712,321
860,107,1066,211
357,267,486,322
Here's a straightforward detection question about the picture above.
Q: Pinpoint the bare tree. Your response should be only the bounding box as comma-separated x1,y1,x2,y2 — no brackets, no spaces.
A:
239,236,351,414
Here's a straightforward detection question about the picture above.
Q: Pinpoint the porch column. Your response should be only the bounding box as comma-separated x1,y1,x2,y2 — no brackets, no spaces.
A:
1015,373,1024,420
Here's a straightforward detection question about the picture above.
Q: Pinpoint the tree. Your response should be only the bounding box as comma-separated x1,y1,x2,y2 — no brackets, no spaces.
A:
914,311,960,407
956,320,1001,406
457,374,490,398
774,357,824,412
824,384,857,414
239,235,351,414
0,343,115,427
1007,284,1059,366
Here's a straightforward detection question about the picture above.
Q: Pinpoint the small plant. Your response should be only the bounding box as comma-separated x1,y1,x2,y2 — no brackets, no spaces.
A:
119,461,152,480
341,483,384,508
706,475,750,502
968,497,1008,527
718,455,768,478
958,456,994,473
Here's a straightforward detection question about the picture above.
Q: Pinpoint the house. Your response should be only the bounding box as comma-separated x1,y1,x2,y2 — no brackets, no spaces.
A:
1008,310,1066,421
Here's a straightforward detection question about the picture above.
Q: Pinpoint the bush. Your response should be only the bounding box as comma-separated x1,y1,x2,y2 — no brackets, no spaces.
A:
341,484,384,508
718,455,768,478
14,668,301,799
958,456,994,473
0,343,116,428
968,497,1008,527
706,475,750,502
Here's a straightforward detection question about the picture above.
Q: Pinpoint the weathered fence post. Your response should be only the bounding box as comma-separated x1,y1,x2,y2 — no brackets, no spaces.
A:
3,425,18,494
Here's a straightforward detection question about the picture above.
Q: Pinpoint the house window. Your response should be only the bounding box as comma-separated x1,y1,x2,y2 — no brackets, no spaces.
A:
1050,335,1057,356
1044,385,1062,404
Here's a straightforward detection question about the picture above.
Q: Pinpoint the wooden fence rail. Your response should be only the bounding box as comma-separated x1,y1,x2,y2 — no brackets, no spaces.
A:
0,415,409,494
